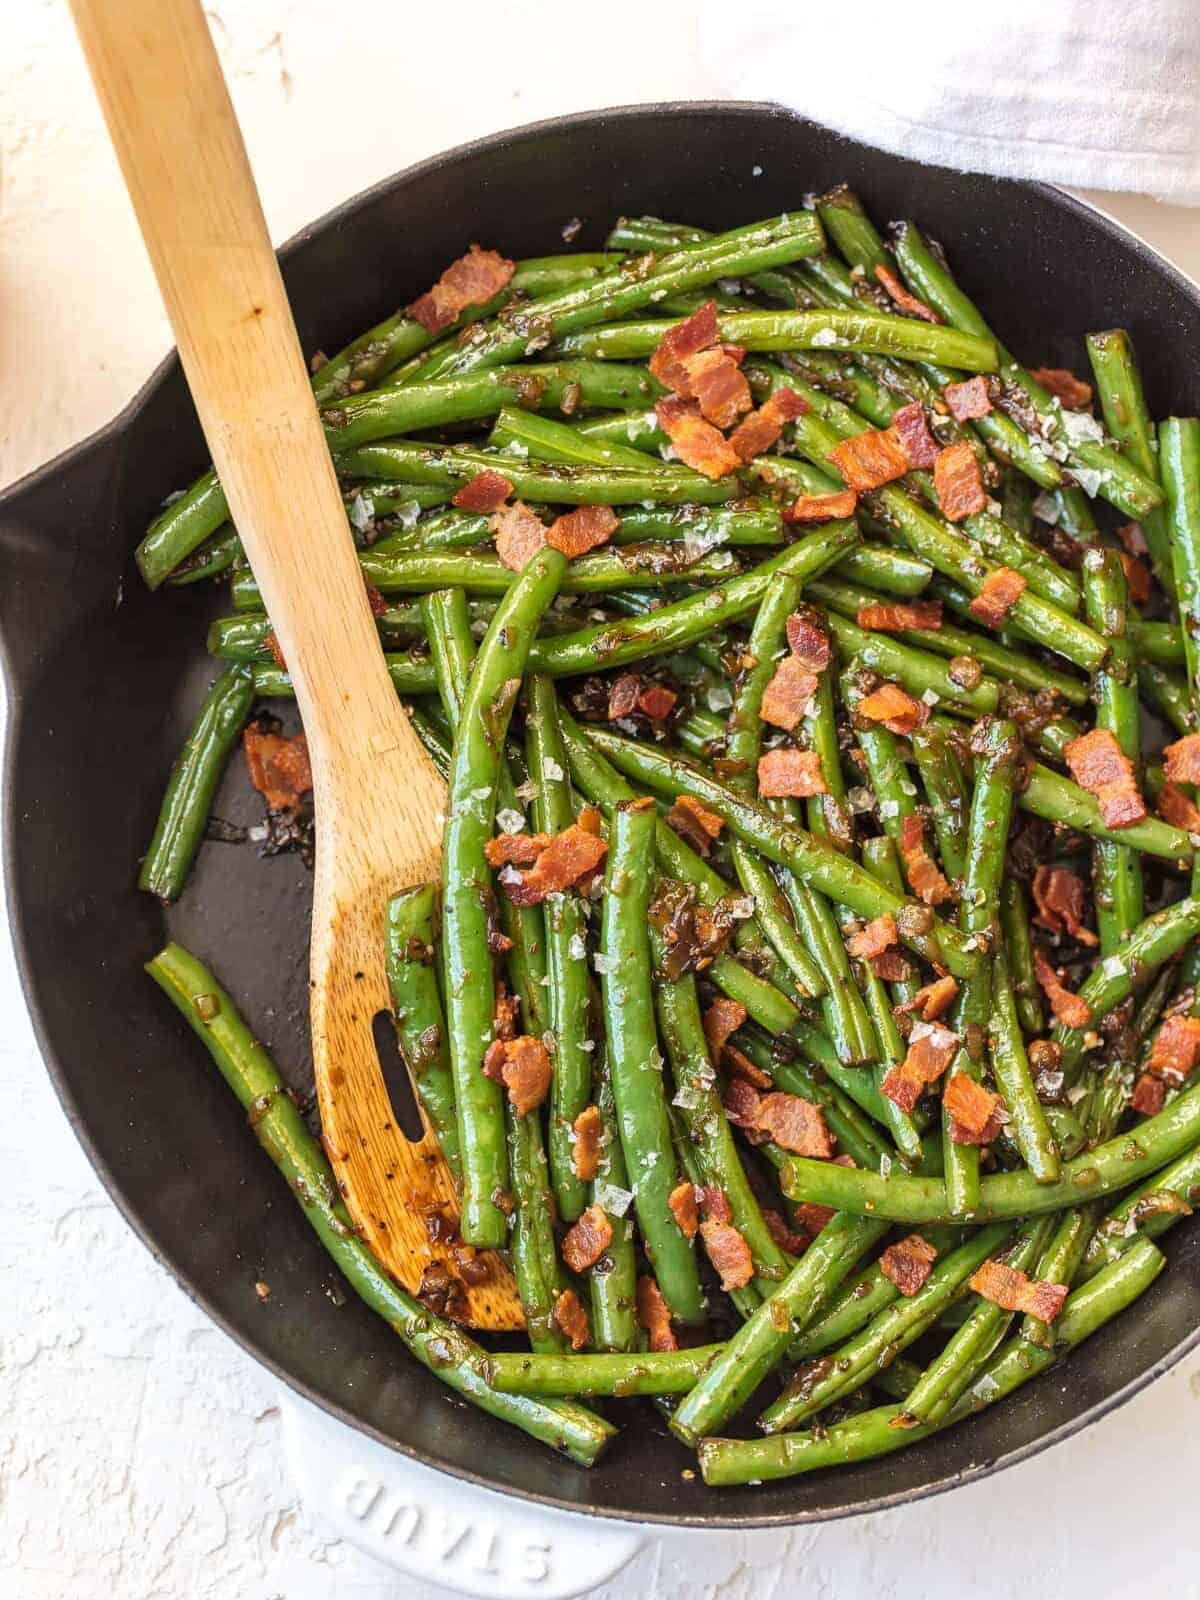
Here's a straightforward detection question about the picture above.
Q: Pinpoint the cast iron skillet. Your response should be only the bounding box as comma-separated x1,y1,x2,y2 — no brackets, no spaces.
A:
3,102,1200,1528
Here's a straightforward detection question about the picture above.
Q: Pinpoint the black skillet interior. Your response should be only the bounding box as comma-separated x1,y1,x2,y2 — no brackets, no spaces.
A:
3,102,1200,1528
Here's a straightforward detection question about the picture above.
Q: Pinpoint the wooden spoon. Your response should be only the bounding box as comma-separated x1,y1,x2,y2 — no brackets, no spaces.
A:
71,0,523,1329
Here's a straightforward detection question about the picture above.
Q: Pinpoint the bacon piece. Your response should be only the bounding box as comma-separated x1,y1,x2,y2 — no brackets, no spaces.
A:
484,832,550,869
408,244,516,334
756,1092,835,1157
871,950,914,982
968,566,1027,628
649,300,720,392
243,726,312,811
934,441,987,522
848,913,898,960
703,998,748,1063
784,489,858,524
637,683,678,721
944,376,993,422
1030,367,1092,411
1031,864,1098,947
552,1287,590,1350
1035,951,1092,1028
943,1071,1004,1144
874,264,941,324
1118,550,1152,606
682,346,753,430
1131,1073,1166,1117
857,681,928,738
723,1077,765,1139
760,658,819,730
795,1201,838,1237
1147,1014,1200,1084
891,402,940,469
763,1207,810,1255
970,1259,1069,1324
697,1186,733,1224
666,794,725,858
562,1204,613,1273
571,1104,602,1182
879,1234,939,1297
636,1275,677,1352
881,1022,959,1111
500,823,608,906
856,601,943,632
546,505,619,559
493,983,520,1042
1158,782,1200,832
655,396,740,479
1163,732,1200,785
1117,521,1149,557
728,386,810,463
725,1044,773,1089
896,975,959,1021
668,1181,699,1239
700,1219,755,1291
496,1036,553,1116
898,814,954,905
491,501,547,571
828,426,911,491
452,469,512,513
364,582,390,621
1064,727,1146,828
757,748,828,798
606,672,641,720
785,609,832,672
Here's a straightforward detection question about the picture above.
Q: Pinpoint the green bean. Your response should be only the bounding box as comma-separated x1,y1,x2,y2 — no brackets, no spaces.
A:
1087,329,1175,597
589,1046,639,1352
489,406,664,469
1161,418,1200,725
138,666,255,902
1139,660,1196,736
385,885,461,1180
668,1106,761,1324
909,722,970,884
1019,761,1194,862
1077,1138,1200,1283
786,1227,961,1361
485,1343,726,1396
1020,1204,1101,1348
165,523,243,585
1129,619,1185,669
601,799,704,1322
999,879,1045,1035
827,612,999,715
146,943,615,1465
989,937,1060,1182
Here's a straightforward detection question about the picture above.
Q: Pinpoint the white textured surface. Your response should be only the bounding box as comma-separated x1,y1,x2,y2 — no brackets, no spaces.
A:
4,4,1200,1596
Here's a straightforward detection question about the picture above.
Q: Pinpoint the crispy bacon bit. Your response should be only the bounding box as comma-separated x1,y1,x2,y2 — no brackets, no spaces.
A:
494,983,520,1042
879,1234,939,1296
970,1259,1069,1324
552,1287,589,1350
243,726,312,811
934,441,987,522
763,1208,809,1255
828,426,911,491
452,469,512,513
725,1044,772,1089
481,1039,507,1081
265,631,288,672
898,814,954,906
1030,367,1092,411
1064,727,1146,829
1163,732,1200,785
874,263,941,324
756,1092,835,1157
562,1204,613,1273
944,376,993,422
723,1077,765,1139
848,914,898,960
760,657,819,730
943,1071,1004,1144
682,346,753,430
571,1104,603,1182
649,300,720,392
856,601,943,632
408,243,515,334
757,748,828,798
500,822,608,907
1035,951,1092,1029
1117,521,1149,557
785,609,832,672
1131,1073,1167,1117
858,681,928,738
968,566,1027,628
1158,782,1200,832
484,832,550,869
636,1275,677,1352
728,386,810,463
896,975,959,1021
794,1200,838,1237
1147,1014,1200,1084
881,1022,959,1111
637,683,678,721
546,505,619,559
697,1186,733,1224
871,950,914,982
491,501,547,571
703,998,748,1063
1031,864,1098,947
667,795,725,856
891,402,940,469
364,582,389,619
700,1219,755,1291
495,1036,553,1116
668,1181,700,1239
784,489,858,523
1118,550,1152,606
655,396,741,480
606,672,641,720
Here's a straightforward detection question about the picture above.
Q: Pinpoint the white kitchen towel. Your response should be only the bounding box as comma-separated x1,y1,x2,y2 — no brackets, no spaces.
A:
700,0,1200,201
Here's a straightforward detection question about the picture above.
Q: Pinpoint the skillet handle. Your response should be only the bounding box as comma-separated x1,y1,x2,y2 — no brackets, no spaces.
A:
280,1392,644,1599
